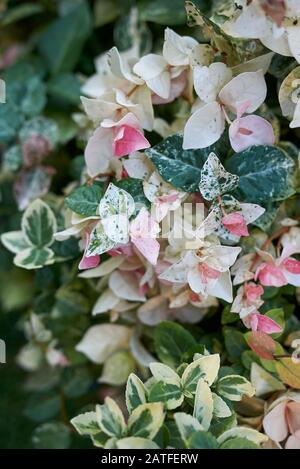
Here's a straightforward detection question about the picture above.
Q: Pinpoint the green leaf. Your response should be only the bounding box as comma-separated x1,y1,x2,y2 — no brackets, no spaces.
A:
224,327,248,362
146,133,230,192
65,183,104,217
3,145,23,172
126,373,147,414
32,422,71,449
225,146,295,204
113,178,150,209
217,375,255,402
0,103,24,143
47,73,81,105
139,0,186,25
1,3,44,25
187,431,219,449
220,437,259,449
38,1,92,74
24,393,60,422
96,398,126,438
94,0,122,27
182,354,220,393
22,199,57,248
71,411,100,436
148,381,184,410
154,321,196,368
128,403,165,439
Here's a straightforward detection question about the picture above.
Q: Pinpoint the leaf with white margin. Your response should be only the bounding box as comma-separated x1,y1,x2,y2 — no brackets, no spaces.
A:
212,393,232,418
163,27,198,66
14,247,54,270
78,255,124,278
149,362,181,386
116,437,159,449
71,411,100,436
217,375,255,401
250,363,285,397
75,324,132,364
148,381,184,410
1,231,30,254
183,102,225,150
199,153,239,200
182,354,220,393
96,397,126,438
86,222,115,257
126,373,147,414
128,403,164,439
109,270,146,302
217,427,268,445
174,412,203,441
193,378,214,431
193,63,232,103
219,70,267,114
22,199,57,248
92,289,120,316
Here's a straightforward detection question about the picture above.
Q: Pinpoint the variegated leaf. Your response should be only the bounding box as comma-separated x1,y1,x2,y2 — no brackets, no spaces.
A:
21,198,57,248
217,375,255,402
182,354,220,394
127,403,164,439
126,373,147,414
193,378,213,431
96,397,126,438
199,152,239,201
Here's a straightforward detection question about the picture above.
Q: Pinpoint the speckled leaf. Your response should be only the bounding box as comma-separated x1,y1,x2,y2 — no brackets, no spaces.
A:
86,222,115,257
199,152,239,200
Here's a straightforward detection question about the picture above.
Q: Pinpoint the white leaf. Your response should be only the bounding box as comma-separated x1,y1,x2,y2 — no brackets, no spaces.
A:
183,102,224,150
219,70,267,113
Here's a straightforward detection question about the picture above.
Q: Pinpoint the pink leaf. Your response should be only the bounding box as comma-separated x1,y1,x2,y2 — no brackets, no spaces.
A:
113,125,150,157
222,211,249,237
229,115,275,152
250,313,282,334
255,262,287,287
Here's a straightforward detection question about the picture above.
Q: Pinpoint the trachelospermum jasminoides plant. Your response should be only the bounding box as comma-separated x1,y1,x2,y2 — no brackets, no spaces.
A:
1,0,300,450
